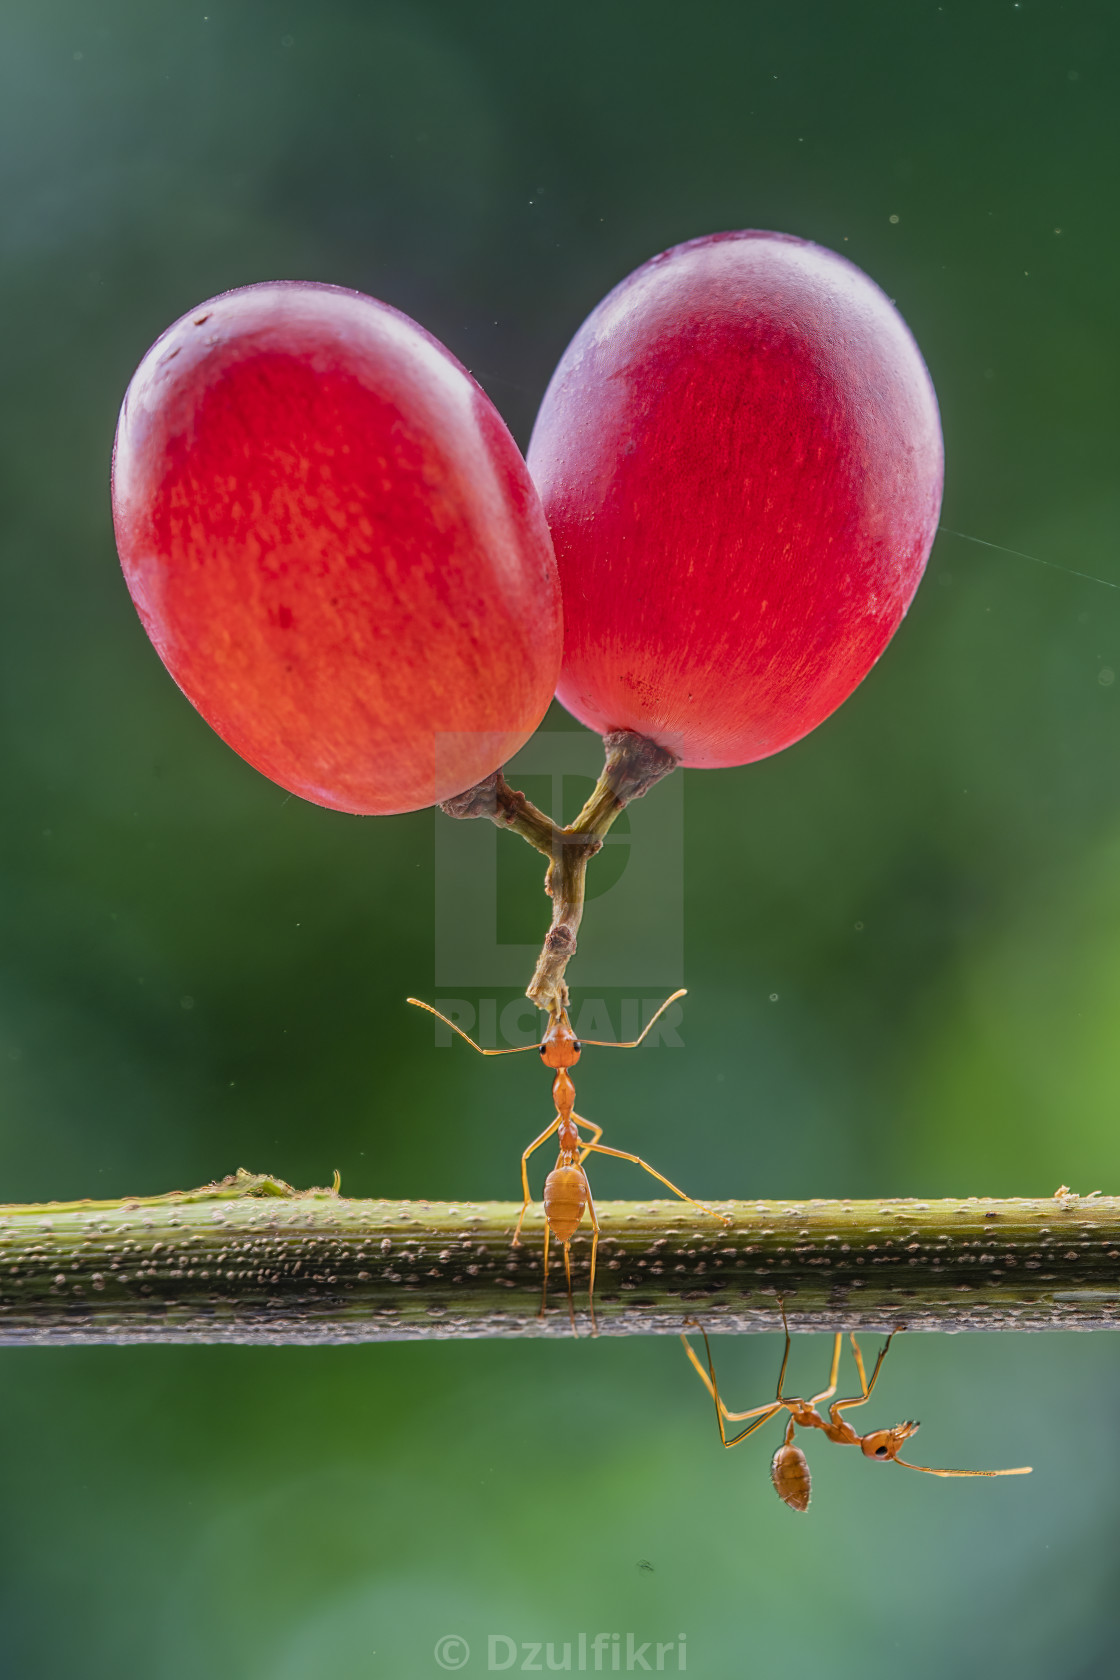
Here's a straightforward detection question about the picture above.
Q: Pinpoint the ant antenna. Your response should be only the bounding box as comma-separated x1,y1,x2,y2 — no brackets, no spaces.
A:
578,989,687,1047
406,998,539,1056
893,1459,1032,1479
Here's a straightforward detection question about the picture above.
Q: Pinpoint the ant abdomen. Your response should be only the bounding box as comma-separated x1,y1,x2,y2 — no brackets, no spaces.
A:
770,1442,811,1513
543,1165,588,1243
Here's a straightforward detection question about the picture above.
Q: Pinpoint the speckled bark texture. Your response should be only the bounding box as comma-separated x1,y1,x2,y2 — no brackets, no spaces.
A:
1,1172,1117,1344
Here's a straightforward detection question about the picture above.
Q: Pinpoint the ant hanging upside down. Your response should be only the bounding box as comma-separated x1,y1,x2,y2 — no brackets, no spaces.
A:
681,1308,1031,1512
408,989,729,1334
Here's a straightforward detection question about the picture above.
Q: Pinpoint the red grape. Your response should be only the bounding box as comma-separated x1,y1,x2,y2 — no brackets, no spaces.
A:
113,282,561,815
527,231,943,768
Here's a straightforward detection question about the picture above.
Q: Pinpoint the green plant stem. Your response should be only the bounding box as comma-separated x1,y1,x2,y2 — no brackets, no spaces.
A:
2,1171,1118,1344
438,729,678,1015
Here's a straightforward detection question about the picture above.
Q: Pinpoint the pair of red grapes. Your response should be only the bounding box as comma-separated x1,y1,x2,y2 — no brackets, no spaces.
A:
111,232,943,814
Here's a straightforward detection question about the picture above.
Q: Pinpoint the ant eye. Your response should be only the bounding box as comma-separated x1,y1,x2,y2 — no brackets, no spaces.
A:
572,1039,582,1052
874,1445,889,1457
538,1043,547,1056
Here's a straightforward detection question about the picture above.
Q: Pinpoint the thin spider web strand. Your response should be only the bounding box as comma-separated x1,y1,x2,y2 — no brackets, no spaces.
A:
939,526,1120,592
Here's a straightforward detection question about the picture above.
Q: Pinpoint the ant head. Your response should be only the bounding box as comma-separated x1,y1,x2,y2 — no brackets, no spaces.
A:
539,1010,581,1070
860,1421,920,1462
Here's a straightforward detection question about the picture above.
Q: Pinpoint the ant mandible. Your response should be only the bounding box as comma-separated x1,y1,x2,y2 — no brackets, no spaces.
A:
407,989,728,1334
681,1308,1031,1512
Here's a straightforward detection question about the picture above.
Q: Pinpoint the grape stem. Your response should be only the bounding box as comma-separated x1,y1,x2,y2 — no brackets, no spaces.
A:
439,728,678,1015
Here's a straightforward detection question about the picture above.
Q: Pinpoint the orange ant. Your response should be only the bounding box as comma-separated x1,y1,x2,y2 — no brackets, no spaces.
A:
681,1309,1031,1512
407,989,728,1333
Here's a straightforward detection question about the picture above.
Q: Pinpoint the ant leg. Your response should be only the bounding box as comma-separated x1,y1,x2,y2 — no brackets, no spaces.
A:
810,1335,844,1406
562,1241,577,1338
681,1322,786,1423
722,1405,786,1446
680,1335,717,1399
540,1220,551,1318
774,1302,794,1400
680,1337,786,1424
681,1324,785,1445
774,1296,841,1406
575,1141,729,1225
585,1180,601,1337
513,1117,562,1245
848,1333,871,1396
830,1332,900,1422
572,1112,603,1161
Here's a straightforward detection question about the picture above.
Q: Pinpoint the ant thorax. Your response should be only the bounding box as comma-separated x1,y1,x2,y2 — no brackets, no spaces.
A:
556,1116,581,1156
552,1068,576,1117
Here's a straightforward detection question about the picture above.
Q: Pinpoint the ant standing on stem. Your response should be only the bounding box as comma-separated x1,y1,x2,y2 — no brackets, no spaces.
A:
408,989,729,1334
681,1307,1031,1512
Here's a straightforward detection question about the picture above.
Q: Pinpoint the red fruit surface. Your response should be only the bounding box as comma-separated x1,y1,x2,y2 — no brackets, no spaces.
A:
527,231,943,768
112,282,561,815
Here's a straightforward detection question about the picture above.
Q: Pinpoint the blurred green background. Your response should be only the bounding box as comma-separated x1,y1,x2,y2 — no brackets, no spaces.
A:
1,0,1118,1674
